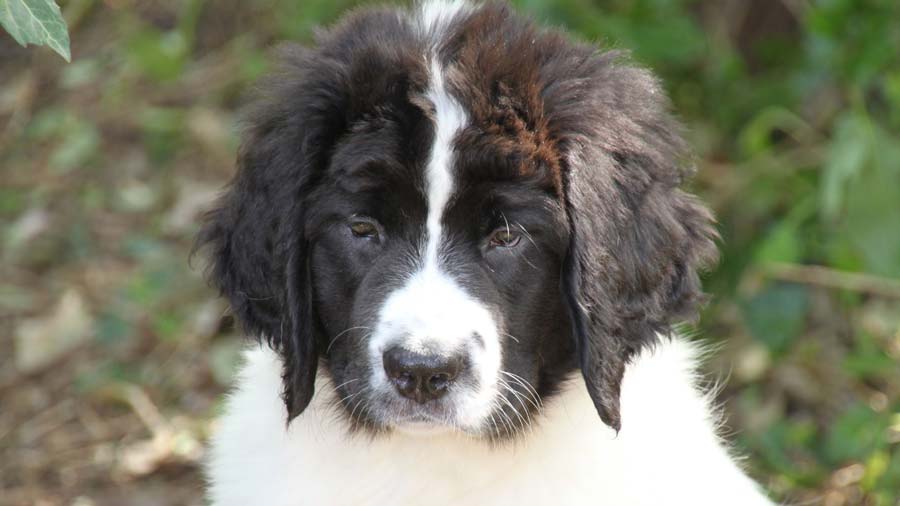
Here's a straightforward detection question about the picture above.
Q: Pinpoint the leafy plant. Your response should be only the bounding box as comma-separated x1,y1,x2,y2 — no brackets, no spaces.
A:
0,0,70,61
1,1,898,504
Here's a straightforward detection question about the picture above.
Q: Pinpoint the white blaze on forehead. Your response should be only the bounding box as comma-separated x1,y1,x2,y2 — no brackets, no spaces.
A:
366,0,501,430
405,1,474,355
418,0,471,39
422,57,466,267
375,25,473,354
416,0,471,267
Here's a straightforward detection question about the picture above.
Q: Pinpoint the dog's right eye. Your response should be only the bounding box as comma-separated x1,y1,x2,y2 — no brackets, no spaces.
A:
349,220,379,239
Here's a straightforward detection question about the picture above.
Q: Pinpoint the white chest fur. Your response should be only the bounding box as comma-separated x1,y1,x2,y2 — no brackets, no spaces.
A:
206,337,773,506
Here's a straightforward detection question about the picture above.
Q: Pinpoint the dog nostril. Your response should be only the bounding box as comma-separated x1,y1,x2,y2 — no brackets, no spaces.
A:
427,373,451,394
390,371,416,398
382,346,464,403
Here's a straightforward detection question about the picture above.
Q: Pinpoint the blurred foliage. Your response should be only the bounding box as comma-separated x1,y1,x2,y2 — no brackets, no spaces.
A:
0,0,71,61
1,1,899,505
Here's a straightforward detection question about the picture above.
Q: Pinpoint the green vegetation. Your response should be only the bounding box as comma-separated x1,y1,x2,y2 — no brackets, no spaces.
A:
1,1,898,505
0,0,70,61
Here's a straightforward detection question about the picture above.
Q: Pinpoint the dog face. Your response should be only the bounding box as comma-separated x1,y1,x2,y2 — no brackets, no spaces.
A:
306,90,572,435
198,1,717,440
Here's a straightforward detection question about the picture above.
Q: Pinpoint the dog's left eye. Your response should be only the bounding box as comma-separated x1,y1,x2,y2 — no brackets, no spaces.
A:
488,228,521,248
349,220,379,239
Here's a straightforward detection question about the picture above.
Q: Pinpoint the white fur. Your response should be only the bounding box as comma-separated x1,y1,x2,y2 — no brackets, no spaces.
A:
367,267,502,429
417,0,471,40
421,56,465,268
207,336,774,505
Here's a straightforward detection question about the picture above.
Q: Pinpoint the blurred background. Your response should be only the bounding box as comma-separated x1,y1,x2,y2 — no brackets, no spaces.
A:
1,0,899,504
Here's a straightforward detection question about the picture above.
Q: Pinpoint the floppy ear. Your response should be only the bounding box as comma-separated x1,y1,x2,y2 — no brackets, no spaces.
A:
557,57,718,431
196,134,320,420
195,45,349,421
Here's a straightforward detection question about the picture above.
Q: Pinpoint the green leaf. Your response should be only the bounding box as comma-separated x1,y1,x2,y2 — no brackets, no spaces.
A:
821,112,870,220
741,283,809,354
754,221,801,265
0,0,70,61
823,403,891,465
831,121,900,278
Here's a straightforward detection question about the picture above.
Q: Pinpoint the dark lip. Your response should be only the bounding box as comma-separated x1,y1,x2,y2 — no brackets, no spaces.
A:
397,412,444,424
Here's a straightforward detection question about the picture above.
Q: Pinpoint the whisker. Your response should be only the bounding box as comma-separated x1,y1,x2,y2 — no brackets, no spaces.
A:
500,332,520,344
338,385,368,406
500,370,542,409
489,399,508,437
499,379,531,428
500,376,542,417
513,222,539,270
487,410,501,438
514,221,539,251
317,378,360,399
496,405,515,436
330,378,360,393
497,383,527,429
502,377,536,415
356,401,372,428
348,387,371,423
326,326,371,353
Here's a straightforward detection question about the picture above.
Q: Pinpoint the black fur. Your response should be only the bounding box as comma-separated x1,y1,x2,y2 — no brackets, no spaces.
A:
196,1,717,436
196,8,429,419
542,50,720,430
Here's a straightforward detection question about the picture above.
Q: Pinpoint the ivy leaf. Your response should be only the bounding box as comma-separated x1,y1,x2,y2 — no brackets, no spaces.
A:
0,0,71,62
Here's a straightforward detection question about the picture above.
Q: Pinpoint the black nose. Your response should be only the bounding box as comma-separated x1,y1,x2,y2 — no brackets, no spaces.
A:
382,346,463,403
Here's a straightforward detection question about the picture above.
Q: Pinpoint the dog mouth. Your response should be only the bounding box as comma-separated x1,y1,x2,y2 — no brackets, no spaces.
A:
387,399,455,423
339,385,526,440
334,368,500,436
368,394,470,432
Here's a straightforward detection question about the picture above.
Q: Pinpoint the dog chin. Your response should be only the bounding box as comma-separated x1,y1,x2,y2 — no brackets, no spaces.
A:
378,401,478,436
391,419,456,436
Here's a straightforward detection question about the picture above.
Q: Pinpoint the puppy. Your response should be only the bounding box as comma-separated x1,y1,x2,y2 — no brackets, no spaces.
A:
199,1,774,504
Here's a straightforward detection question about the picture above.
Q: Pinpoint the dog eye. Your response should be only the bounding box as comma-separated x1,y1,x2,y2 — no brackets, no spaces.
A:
488,228,521,248
349,220,379,239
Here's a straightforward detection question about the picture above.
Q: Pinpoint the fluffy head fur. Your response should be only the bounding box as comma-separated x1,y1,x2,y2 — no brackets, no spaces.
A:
201,2,778,504
196,0,717,438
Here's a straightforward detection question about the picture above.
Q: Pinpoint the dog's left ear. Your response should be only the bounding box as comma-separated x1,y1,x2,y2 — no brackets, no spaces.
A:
558,57,719,431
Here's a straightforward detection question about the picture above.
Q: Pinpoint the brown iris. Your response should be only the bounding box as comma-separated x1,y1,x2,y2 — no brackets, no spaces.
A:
489,228,521,248
349,220,378,239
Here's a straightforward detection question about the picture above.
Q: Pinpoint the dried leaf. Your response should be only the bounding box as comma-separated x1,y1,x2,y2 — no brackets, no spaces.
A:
15,289,92,373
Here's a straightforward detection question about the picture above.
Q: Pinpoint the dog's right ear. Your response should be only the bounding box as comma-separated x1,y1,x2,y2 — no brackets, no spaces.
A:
194,45,349,421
